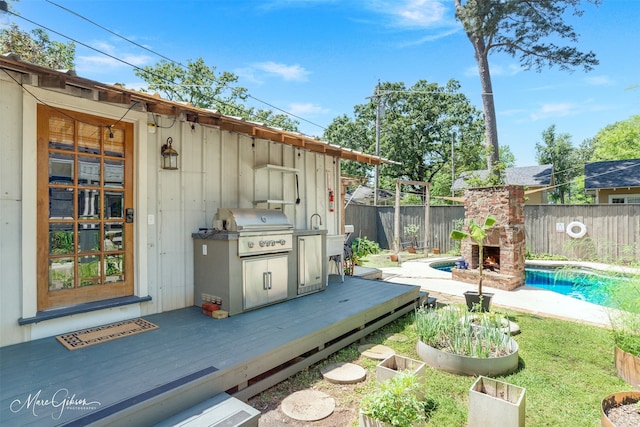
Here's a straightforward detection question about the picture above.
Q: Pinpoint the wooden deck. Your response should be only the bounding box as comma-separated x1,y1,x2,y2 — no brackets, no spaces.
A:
0,276,421,426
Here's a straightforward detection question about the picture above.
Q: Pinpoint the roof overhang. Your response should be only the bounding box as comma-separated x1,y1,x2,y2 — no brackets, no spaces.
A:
0,54,396,166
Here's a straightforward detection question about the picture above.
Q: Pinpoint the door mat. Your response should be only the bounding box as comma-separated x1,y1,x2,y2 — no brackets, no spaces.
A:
56,318,159,350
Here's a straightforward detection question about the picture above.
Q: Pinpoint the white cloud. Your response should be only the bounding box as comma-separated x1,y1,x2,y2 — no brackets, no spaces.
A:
372,0,447,28
253,61,310,82
584,75,615,86
288,102,330,116
530,103,575,120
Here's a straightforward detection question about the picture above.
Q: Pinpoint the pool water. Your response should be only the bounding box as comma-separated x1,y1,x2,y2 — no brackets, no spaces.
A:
433,262,628,307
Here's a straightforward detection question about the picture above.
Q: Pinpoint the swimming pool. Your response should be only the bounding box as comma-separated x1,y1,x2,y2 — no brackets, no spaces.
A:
432,262,629,308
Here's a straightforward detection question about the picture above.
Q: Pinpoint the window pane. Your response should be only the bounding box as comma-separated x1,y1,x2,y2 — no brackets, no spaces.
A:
49,188,74,219
49,116,74,150
49,257,74,290
105,254,124,283
104,127,125,158
49,223,75,255
78,223,101,253
104,192,123,219
49,152,74,184
104,223,123,251
79,255,101,287
78,122,101,154
78,189,100,219
78,156,101,186
104,159,124,188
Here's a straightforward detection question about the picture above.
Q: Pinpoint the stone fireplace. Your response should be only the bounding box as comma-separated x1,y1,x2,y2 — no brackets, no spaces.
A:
452,185,526,291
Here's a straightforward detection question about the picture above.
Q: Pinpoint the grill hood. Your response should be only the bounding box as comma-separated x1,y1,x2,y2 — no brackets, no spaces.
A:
215,208,293,232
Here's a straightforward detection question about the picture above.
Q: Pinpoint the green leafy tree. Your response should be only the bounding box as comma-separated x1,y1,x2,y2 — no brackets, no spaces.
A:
0,23,75,69
135,58,299,131
535,125,579,204
591,115,640,161
324,80,485,201
454,0,600,175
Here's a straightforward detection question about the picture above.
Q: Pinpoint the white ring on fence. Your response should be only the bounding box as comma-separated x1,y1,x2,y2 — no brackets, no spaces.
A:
566,221,587,239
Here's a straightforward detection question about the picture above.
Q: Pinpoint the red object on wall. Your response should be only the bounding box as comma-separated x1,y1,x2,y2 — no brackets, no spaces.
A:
329,190,335,212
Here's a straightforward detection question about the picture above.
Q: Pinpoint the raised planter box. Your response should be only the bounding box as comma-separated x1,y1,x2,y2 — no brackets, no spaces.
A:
469,376,525,427
376,354,426,383
416,338,519,376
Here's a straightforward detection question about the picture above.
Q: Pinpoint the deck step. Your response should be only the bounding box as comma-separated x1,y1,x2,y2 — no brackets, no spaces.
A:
154,392,260,427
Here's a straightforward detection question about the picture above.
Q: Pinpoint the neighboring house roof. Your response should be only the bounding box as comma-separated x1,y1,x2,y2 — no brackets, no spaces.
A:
584,158,640,190
345,186,394,204
451,164,554,191
0,54,394,166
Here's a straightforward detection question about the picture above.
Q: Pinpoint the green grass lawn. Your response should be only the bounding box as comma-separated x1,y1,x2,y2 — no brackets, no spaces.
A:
370,311,631,426
254,308,632,426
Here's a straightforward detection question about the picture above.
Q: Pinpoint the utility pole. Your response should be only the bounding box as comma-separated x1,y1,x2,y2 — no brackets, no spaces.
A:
374,83,381,206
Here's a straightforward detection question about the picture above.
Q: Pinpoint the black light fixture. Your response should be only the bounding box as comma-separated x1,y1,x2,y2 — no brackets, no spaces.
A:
161,137,179,170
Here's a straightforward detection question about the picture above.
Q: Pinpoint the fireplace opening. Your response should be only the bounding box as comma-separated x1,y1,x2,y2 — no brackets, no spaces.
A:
471,245,500,271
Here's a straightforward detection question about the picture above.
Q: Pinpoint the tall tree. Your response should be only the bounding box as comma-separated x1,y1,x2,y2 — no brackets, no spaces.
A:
454,0,600,175
324,80,485,200
0,23,75,69
135,58,299,131
535,125,579,204
590,115,640,161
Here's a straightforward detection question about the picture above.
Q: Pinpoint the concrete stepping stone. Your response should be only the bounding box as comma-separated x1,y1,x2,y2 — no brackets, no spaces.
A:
320,362,367,384
385,333,408,342
358,344,395,360
281,389,335,421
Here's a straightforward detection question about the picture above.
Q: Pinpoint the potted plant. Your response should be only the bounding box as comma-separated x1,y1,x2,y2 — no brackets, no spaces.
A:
414,305,519,376
404,224,420,253
450,214,496,311
359,370,429,427
469,376,526,427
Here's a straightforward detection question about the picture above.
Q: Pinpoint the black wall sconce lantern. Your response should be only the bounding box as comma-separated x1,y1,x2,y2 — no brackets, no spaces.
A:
161,137,179,170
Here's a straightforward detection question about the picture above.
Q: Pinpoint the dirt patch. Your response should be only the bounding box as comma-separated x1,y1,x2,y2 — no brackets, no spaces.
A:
250,383,362,426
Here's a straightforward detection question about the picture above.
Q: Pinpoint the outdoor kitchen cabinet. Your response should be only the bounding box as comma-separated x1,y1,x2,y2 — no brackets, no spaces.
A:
290,230,327,296
243,255,288,310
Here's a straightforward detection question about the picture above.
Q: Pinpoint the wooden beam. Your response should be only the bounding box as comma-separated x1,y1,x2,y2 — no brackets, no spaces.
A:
40,74,66,89
98,91,132,105
147,103,180,116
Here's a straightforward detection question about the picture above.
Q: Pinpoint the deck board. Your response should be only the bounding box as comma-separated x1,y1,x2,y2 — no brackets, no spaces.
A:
0,277,420,426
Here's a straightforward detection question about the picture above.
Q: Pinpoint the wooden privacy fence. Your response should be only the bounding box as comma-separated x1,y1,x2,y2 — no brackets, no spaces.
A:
345,204,640,261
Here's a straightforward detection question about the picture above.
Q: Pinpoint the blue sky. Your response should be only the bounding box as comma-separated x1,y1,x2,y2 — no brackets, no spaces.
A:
4,0,639,166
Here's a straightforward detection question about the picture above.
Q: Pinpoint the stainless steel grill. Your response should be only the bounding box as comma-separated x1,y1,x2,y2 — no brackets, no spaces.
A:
215,208,293,257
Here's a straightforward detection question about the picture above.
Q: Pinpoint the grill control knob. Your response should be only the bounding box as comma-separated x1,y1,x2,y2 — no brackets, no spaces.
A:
247,241,254,248
269,240,275,246
259,241,266,247
278,239,286,245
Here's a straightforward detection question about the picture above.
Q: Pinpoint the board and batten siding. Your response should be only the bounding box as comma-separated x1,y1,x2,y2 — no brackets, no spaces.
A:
144,115,339,314
1,67,340,346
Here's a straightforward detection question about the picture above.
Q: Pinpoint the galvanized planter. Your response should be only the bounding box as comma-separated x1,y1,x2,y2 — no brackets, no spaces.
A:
615,346,640,390
358,410,392,427
468,376,525,427
416,338,519,376
601,391,640,427
376,354,426,383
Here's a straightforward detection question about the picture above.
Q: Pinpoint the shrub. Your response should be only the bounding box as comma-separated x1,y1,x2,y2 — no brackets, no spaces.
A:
360,370,429,427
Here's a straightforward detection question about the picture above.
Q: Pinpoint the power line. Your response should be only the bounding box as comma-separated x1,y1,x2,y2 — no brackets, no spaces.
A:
43,0,327,132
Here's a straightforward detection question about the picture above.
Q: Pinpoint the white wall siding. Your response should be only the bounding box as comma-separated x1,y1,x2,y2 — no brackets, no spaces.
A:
0,70,342,346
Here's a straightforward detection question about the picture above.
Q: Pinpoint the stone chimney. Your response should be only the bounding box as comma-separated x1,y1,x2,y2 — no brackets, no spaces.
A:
452,185,526,291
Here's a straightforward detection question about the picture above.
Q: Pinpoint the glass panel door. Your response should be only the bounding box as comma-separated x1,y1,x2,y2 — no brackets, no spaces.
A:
37,105,134,310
